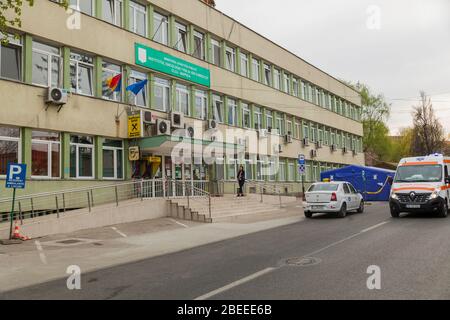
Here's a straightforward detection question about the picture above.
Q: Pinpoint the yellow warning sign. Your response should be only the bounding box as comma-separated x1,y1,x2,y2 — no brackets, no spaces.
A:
128,114,142,138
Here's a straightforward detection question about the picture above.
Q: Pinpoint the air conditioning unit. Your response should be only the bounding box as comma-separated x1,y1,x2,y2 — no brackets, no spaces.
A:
316,140,323,149
207,119,218,130
141,110,156,125
331,144,337,152
258,129,268,139
310,149,318,158
170,112,185,129
273,143,282,154
46,87,68,105
302,138,309,147
156,119,171,136
185,125,195,138
284,135,292,144
267,126,272,133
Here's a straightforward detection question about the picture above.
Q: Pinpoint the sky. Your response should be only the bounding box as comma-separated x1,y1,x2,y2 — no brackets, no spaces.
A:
215,0,450,136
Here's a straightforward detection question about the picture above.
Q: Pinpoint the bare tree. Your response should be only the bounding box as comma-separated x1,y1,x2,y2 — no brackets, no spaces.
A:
411,91,445,155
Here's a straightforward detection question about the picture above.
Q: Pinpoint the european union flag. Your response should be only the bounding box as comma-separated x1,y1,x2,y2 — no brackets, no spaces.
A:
126,79,148,95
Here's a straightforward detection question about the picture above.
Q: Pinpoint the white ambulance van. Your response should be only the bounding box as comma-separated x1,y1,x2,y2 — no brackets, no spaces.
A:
389,154,450,218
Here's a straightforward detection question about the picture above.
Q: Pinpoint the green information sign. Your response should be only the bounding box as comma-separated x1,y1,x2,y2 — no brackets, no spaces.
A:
135,43,211,87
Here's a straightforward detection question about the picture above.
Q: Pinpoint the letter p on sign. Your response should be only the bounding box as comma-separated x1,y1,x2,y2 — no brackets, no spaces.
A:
5,163,27,189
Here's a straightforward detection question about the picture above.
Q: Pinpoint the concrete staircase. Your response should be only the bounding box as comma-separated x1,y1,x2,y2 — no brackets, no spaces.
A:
168,194,293,223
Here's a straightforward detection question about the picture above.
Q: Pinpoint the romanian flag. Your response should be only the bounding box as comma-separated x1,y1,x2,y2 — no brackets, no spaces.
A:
106,74,122,93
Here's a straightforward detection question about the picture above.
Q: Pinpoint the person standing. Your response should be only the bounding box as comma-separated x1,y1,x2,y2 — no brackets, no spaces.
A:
237,165,246,197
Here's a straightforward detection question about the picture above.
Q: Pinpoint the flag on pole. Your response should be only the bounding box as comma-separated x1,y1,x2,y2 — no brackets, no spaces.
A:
126,79,148,95
106,74,122,92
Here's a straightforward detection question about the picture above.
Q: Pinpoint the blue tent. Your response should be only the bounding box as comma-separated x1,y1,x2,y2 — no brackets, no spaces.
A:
320,165,395,201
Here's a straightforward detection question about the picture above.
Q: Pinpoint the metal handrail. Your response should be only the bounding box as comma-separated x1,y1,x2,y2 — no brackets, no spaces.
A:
0,180,144,204
166,178,212,219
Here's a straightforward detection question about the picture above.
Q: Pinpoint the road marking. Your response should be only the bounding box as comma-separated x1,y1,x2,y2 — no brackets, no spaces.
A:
169,218,189,228
194,220,390,300
111,227,127,238
35,241,47,265
360,221,389,233
194,267,276,300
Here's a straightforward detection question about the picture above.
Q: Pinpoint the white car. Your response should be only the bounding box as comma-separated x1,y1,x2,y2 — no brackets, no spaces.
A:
304,182,365,218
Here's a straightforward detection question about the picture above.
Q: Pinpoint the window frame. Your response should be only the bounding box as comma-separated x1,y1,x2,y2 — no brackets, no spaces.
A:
152,11,169,45
32,40,62,88
31,131,61,180
0,34,22,81
153,76,171,112
175,21,188,53
70,51,94,96
102,139,124,180
70,135,95,179
0,126,21,177
129,0,147,37
103,0,123,27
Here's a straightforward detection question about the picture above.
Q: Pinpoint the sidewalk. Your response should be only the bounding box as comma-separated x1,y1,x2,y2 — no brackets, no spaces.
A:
0,200,303,293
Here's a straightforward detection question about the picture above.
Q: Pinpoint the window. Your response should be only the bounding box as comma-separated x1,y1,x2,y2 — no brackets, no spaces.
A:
240,52,248,77
283,73,290,94
195,90,208,120
154,77,171,112
263,63,271,86
242,103,250,128
31,131,60,178
193,31,205,60
69,0,94,15
286,120,293,136
295,121,301,139
103,139,123,180
267,157,276,181
212,94,224,123
153,12,169,45
129,1,147,36
245,156,253,181
0,126,20,176
279,161,286,182
227,98,237,126
302,124,309,139
128,70,147,107
301,81,306,100
266,110,273,131
102,61,122,101
175,83,190,116
0,35,22,81
310,125,316,142
225,46,236,72
288,162,295,182
70,52,94,96
103,0,122,26
273,68,281,90
70,135,94,179
211,39,221,66
276,114,284,135
254,107,262,129
251,58,260,82
256,156,264,181
175,22,187,53
292,78,299,97
32,41,61,87
227,156,237,180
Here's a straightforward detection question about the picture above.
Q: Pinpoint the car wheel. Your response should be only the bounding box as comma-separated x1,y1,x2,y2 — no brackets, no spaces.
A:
357,200,365,213
437,201,448,218
390,206,400,218
304,211,313,218
337,203,347,218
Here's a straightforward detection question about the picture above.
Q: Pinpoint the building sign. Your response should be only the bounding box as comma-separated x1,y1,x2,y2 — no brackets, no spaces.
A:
128,114,142,138
129,146,140,161
135,43,211,87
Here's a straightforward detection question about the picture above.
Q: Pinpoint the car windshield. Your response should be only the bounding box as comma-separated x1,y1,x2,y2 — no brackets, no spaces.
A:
394,164,443,183
308,184,339,192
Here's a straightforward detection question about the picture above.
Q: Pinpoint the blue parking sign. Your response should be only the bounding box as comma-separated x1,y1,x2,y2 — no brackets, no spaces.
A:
298,154,306,174
6,163,27,189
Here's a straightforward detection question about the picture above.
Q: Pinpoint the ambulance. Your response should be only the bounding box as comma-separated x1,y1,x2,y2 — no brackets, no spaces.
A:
389,154,450,218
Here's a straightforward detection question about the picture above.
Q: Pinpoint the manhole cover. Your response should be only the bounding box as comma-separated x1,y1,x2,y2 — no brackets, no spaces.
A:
57,239,83,245
284,257,321,267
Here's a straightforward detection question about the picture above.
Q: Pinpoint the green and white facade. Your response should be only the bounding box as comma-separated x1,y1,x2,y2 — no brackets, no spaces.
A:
0,0,364,197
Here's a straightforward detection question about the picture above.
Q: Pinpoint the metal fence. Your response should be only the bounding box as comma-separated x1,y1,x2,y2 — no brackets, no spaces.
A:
0,179,209,224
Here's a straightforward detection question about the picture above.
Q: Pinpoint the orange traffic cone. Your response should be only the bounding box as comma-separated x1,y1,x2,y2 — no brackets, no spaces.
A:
12,225,21,240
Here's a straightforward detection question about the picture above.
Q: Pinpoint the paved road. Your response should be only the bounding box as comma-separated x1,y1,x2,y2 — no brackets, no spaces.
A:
2,202,450,300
